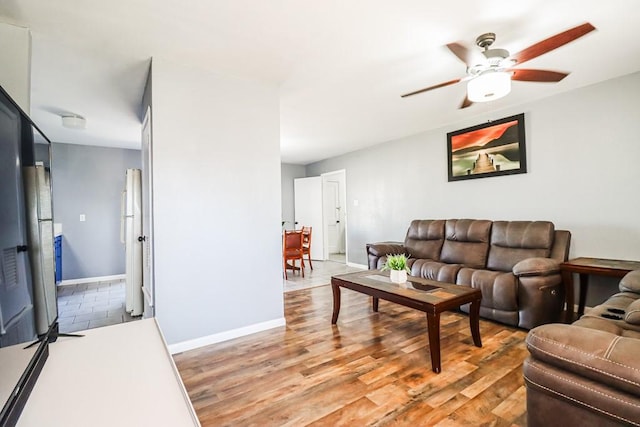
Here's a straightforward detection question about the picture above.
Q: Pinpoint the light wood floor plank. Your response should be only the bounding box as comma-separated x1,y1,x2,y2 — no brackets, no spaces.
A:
174,284,529,426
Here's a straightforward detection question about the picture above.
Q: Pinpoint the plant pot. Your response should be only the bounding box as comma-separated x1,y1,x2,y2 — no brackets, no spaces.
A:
389,270,407,284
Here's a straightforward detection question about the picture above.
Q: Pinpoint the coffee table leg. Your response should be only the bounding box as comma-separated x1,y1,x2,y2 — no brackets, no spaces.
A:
426,311,441,374
372,297,379,312
469,299,482,348
562,270,575,323
577,273,589,318
331,283,341,324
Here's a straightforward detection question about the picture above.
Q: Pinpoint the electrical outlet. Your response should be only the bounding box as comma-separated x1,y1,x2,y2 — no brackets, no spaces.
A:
79,214,86,222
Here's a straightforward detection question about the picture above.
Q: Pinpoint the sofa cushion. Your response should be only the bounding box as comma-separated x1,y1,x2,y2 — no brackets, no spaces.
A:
619,270,640,293
440,219,492,269
410,259,461,284
487,221,555,271
403,219,445,260
625,299,640,325
457,267,518,311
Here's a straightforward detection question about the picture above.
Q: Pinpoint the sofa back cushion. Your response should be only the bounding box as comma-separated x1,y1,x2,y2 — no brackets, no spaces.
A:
487,221,555,272
404,219,445,260
440,219,492,269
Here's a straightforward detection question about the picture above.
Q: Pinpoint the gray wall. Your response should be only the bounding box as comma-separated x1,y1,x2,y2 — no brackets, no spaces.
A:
151,58,283,347
307,71,640,305
280,163,306,229
50,143,141,280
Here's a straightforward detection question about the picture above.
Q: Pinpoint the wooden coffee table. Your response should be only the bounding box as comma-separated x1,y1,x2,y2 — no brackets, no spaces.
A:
331,270,482,374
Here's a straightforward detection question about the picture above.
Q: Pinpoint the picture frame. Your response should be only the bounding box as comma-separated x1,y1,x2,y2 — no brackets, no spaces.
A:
447,113,527,182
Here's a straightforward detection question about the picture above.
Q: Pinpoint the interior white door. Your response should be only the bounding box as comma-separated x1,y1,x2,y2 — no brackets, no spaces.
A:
323,180,340,254
141,107,155,315
294,177,324,260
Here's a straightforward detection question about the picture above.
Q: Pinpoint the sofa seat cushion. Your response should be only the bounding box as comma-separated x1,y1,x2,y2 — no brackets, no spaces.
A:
410,259,461,284
440,219,492,269
576,292,640,334
527,324,640,398
487,221,555,272
456,267,518,311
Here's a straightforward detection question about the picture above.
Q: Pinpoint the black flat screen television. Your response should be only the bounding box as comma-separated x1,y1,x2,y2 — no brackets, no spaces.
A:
0,84,57,427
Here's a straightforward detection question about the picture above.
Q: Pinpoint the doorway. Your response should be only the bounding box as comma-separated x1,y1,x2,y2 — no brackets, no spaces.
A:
322,170,346,264
293,170,347,264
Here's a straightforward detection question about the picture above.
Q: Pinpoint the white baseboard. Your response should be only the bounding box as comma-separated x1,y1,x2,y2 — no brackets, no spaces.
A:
58,274,125,286
347,262,368,270
167,317,286,355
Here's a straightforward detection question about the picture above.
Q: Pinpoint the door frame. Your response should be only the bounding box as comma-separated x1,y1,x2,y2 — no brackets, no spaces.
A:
321,170,347,263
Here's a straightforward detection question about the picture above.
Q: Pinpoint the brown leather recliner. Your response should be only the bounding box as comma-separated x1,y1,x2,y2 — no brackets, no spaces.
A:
524,270,640,426
366,219,571,329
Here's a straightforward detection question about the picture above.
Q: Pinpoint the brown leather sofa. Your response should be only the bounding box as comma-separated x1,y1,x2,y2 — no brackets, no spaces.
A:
366,219,571,329
524,270,640,426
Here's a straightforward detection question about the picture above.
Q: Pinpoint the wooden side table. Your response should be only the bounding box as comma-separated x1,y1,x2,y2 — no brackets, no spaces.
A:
560,257,640,322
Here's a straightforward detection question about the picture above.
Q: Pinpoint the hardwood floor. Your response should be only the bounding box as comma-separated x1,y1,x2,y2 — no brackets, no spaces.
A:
174,284,529,426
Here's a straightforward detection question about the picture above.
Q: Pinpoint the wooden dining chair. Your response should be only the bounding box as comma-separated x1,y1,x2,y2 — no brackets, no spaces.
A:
283,230,304,279
302,226,313,270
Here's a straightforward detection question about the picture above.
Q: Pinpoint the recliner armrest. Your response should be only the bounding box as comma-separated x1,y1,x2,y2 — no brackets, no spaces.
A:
513,257,559,277
527,324,640,398
366,242,406,257
620,270,640,293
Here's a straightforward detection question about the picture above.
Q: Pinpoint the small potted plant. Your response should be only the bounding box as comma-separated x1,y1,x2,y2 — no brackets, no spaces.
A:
382,254,410,284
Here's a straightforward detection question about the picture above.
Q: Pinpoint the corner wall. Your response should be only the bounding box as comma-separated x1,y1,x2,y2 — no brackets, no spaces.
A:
150,59,283,346
307,71,640,272
0,23,31,113
281,163,306,228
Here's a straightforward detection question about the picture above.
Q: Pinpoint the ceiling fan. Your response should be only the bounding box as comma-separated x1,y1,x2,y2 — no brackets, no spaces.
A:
401,22,596,108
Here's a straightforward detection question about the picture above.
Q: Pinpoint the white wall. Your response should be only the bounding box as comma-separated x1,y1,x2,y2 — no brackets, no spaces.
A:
0,23,31,113
307,71,640,268
151,59,283,346
280,163,306,229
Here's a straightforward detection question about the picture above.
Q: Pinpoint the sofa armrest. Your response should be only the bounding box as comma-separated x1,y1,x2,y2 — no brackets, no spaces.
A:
527,324,640,398
366,242,406,270
513,257,560,277
366,242,406,257
619,270,640,293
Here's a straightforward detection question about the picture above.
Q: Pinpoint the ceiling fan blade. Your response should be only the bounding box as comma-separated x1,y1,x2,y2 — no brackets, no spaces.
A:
460,96,473,109
510,69,569,82
401,78,462,98
511,22,595,66
446,43,476,66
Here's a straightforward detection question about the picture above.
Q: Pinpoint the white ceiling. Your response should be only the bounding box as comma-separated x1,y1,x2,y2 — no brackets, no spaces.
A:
1,0,639,164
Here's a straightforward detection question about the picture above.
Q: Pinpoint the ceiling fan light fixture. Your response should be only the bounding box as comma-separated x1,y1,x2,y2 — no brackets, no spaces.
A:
467,71,511,103
61,114,86,130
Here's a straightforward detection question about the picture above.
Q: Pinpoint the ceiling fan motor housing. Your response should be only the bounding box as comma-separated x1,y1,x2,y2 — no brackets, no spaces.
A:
475,32,496,48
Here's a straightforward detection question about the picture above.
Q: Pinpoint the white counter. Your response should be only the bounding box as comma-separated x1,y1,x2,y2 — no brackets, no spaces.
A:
12,319,199,426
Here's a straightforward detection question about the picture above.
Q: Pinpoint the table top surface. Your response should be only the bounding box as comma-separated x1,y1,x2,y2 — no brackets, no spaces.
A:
332,270,480,306
561,257,640,271
15,319,199,427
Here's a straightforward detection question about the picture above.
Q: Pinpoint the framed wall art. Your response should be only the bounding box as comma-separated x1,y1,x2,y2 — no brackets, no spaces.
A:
447,113,527,182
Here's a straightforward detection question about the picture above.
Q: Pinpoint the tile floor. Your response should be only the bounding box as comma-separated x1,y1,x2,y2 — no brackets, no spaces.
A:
57,279,139,333
283,258,362,292
57,257,360,333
